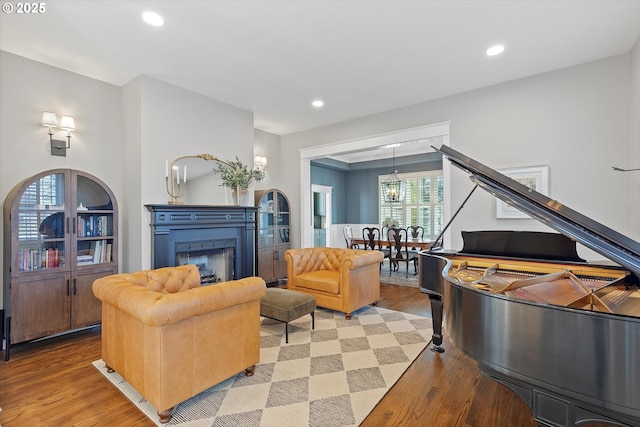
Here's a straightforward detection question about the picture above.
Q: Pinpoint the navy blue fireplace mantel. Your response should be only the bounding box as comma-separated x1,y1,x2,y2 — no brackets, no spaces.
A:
145,204,257,280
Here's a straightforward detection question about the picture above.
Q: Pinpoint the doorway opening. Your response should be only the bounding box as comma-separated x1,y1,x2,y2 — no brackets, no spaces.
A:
312,184,332,247
299,122,451,248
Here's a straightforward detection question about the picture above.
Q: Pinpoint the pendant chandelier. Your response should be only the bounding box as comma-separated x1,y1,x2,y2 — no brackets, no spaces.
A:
381,146,406,203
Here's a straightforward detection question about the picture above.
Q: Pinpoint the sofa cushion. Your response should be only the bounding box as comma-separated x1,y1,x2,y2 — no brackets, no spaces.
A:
294,270,340,294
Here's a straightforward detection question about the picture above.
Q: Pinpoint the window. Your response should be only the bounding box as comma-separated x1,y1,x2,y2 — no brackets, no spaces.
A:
379,171,444,240
18,173,64,241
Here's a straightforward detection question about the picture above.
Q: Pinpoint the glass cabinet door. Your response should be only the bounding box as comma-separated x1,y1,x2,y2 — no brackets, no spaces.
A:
16,172,66,271
74,174,115,267
255,188,290,284
258,191,275,246
276,192,290,244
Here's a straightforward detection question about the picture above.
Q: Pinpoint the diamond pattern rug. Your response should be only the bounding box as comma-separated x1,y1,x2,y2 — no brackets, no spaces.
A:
93,306,432,427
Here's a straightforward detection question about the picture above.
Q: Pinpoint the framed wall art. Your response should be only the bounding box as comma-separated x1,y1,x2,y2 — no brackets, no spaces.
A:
496,165,549,219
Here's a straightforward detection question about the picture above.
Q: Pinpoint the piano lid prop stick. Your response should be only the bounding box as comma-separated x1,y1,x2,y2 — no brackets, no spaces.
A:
427,184,479,253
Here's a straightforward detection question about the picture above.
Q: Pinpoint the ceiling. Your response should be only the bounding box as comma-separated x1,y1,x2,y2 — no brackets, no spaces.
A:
1,1,639,137
327,136,442,164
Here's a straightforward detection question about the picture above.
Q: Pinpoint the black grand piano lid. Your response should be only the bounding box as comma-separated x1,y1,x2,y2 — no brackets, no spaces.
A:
435,144,640,278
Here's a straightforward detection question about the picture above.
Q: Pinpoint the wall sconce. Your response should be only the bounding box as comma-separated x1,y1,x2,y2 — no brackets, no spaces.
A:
254,155,267,172
42,111,75,156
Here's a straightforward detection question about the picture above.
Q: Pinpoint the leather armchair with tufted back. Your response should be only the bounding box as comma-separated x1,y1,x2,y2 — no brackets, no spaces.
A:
284,247,383,319
92,264,266,424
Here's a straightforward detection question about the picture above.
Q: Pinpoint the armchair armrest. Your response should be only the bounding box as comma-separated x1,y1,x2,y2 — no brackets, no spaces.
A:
93,275,266,327
341,250,384,270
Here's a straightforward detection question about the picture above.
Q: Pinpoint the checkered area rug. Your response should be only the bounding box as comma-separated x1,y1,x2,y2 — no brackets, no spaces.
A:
93,306,432,426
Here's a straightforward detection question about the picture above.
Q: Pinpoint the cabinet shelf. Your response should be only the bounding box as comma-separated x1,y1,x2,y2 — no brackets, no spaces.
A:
77,236,114,241
18,237,65,243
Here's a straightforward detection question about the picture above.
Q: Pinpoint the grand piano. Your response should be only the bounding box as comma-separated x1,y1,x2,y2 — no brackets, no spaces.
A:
419,145,640,427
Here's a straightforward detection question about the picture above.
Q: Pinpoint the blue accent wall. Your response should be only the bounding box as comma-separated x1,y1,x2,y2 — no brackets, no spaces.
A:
311,154,442,224
310,165,347,223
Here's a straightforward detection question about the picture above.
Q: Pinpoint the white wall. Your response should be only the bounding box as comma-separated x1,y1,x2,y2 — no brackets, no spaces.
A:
120,75,143,274
631,37,640,238
281,55,635,261
0,53,255,310
123,75,254,271
254,129,281,192
0,52,123,308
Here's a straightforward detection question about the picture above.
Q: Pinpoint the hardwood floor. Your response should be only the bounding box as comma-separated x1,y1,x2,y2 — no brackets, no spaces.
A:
0,283,536,427
362,284,536,427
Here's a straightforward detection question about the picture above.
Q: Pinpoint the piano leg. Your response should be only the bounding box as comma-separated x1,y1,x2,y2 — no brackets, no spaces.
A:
428,294,445,353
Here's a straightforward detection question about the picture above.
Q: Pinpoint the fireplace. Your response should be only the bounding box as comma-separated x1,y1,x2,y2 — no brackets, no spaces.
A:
175,239,235,284
146,205,257,281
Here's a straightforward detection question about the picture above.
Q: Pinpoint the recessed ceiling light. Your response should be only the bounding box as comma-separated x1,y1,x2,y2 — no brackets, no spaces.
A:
311,99,324,108
486,45,505,56
383,143,404,149
143,11,164,27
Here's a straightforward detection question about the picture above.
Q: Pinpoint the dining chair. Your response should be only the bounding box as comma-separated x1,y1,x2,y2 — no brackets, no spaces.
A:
408,225,424,240
343,225,359,249
362,227,389,269
387,228,418,278
407,225,425,252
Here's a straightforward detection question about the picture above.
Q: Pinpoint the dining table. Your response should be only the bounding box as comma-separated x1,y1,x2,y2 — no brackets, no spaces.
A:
352,237,436,250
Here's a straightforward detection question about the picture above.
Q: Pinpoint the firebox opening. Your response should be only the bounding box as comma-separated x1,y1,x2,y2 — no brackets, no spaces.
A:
175,239,236,285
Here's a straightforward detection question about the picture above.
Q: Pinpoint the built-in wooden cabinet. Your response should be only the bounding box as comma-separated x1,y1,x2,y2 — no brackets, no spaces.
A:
3,169,118,360
255,189,290,284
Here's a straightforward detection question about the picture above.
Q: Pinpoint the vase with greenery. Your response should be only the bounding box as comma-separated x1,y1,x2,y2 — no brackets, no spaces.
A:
213,156,265,205
382,217,399,229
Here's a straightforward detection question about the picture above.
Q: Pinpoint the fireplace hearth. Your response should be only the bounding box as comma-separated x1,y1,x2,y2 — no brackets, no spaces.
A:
146,205,257,281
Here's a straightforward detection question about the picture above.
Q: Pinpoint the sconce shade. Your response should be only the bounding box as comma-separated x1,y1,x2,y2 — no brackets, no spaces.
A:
60,116,75,132
43,111,74,156
42,111,58,128
254,155,267,171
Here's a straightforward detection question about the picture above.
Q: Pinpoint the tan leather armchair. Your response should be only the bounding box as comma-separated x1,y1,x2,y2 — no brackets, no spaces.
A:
285,247,383,319
92,264,266,424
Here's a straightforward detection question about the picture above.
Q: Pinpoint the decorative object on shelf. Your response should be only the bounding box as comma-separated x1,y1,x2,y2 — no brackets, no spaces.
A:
165,153,231,205
42,111,75,157
213,156,265,205
381,145,406,203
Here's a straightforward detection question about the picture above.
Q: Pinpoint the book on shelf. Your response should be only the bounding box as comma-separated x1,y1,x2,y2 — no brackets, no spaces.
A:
90,239,112,264
91,240,102,263
77,254,93,265
78,215,111,237
19,247,60,271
